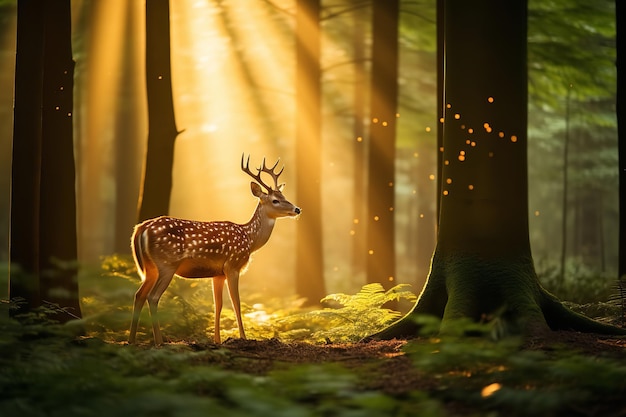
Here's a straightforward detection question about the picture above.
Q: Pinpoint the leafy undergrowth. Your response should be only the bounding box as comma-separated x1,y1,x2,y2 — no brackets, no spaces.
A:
1,308,625,417
1,257,625,416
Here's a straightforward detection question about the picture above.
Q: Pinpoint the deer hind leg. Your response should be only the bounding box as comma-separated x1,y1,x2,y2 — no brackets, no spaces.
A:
212,276,226,344
146,265,176,345
129,262,158,344
226,270,246,341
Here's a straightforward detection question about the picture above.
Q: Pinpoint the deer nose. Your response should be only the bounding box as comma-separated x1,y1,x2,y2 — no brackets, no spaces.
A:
294,207,301,215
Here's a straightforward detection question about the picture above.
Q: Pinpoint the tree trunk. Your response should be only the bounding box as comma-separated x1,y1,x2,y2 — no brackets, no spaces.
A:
137,0,179,222
366,0,399,288
436,0,444,226
39,0,81,320
11,0,81,321
617,0,626,324
10,0,44,313
351,1,367,281
295,0,326,305
371,0,625,339
114,1,143,254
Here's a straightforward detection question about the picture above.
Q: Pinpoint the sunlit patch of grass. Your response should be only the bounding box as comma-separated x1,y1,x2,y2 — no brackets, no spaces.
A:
83,256,417,344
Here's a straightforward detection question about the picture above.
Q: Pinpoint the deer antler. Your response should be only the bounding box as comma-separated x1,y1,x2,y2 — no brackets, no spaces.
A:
241,154,285,192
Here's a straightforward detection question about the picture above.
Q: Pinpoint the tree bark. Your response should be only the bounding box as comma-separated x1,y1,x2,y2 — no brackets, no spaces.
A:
137,0,180,222
295,0,326,305
39,0,81,319
366,0,399,288
11,0,81,321
10,0,44,313
617,0,626,324
370,0,625,339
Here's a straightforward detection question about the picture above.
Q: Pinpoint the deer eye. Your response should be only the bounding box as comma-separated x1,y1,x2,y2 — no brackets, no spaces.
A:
272,199,280,204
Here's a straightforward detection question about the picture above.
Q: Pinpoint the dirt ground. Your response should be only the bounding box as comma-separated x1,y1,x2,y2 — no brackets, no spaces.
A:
180,331,626,395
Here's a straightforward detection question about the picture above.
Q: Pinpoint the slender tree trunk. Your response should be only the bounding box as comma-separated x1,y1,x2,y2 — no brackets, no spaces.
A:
114,1,143,254
371,0,625,340
295,0,326,305
366,0,399,288
616,0,626,324
351,1,367,280
559,85,572,284
436,0,444,227
137,0,180,222
11,0,81,321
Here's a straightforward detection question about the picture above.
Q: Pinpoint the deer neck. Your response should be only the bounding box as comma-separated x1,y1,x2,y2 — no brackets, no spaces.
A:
244,203,276,252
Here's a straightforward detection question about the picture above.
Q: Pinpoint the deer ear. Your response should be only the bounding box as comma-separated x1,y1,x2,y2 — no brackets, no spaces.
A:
250,182,265,197
278,183,285,192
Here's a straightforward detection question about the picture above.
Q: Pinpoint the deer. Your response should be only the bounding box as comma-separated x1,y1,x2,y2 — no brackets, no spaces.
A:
128,155,300,345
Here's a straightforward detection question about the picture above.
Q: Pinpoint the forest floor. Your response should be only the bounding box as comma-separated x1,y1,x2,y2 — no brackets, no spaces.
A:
172,331,626,392
124,330,626,416
2,312,626,416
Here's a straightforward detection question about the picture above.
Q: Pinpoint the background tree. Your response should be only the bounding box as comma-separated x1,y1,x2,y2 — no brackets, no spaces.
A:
10,0,81,320
295,0,326,305
0,1,15,262
351,0,368,280
374,0,625,339
617,0,626,322
137,0,180,222
114,1,143,254
366,0,399,288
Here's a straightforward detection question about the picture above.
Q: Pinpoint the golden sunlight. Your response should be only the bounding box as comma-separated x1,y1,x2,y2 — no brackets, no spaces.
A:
481,382,502,398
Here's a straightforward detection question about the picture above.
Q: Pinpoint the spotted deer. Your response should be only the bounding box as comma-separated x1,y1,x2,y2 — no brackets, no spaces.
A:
129,155,300,345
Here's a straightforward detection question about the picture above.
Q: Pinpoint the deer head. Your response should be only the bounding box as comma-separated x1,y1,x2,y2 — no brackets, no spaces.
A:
241,154,301,219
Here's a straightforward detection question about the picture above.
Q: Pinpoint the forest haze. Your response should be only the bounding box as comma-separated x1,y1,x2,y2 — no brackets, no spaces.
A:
0,0,620,305
1,1,625,416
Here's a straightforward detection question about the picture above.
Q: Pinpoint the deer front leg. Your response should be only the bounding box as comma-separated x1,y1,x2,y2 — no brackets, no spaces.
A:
226,270,246,341
212,276,226,344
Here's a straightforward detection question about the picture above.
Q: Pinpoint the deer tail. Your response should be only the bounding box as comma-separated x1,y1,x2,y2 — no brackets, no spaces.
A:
131,221,149,281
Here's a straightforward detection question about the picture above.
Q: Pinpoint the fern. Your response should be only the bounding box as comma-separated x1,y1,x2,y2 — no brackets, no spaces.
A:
289,283,417,343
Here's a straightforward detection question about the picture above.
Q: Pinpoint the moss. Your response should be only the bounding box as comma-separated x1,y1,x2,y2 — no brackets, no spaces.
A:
370,250,626,340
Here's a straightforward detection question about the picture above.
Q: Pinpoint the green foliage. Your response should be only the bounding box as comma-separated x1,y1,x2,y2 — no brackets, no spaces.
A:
0,302,437,417
536,258,616,304
2,258,625,416
528,0,616,106
403,319,626,416
294,283,418,343
2,304,624,416
84,258,418,345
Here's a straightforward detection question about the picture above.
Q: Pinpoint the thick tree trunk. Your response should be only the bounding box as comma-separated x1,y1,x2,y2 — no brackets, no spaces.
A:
371,0,625,339
295,0,326,305
366,0,399,288
39,0,81,319
137,0,179,222
10,0,44,312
